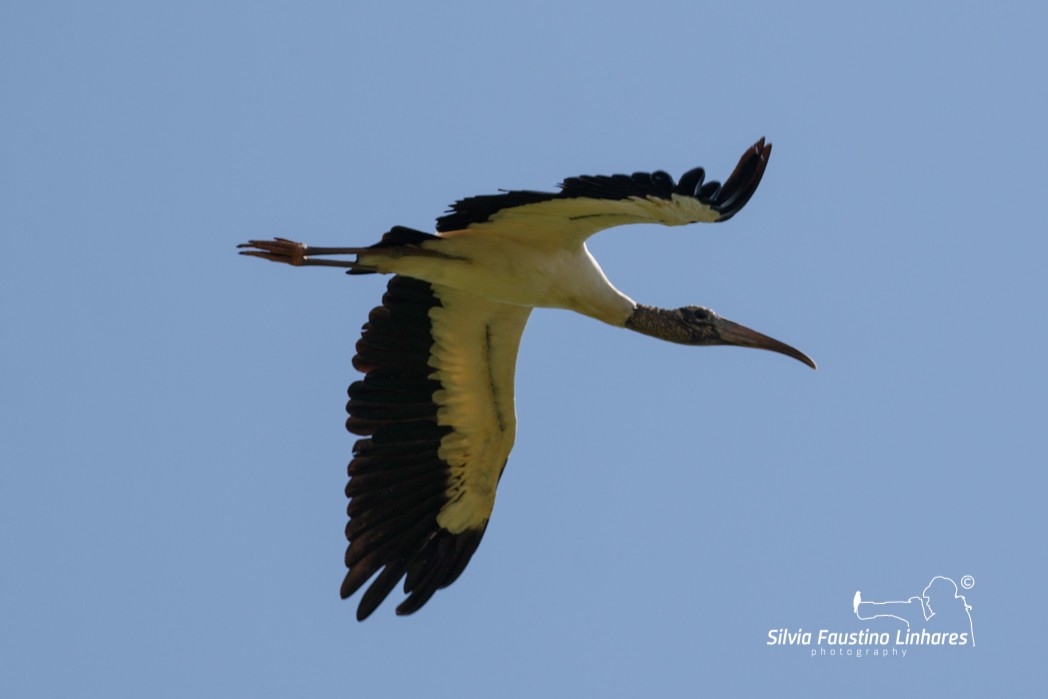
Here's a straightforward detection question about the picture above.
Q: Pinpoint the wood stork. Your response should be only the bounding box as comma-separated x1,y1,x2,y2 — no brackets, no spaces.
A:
239,138,814,620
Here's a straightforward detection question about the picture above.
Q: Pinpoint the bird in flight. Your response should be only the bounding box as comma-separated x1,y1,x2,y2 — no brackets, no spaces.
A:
239,138,814,620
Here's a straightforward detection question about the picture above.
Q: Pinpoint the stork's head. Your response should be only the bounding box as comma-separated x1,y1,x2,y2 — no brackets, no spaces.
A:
676,306,816,369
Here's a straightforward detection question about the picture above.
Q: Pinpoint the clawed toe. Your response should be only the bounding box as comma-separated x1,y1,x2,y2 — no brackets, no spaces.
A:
238,238,309,265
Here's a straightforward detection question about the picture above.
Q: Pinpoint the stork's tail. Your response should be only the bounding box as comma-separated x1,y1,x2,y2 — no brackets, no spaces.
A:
344,226,445,275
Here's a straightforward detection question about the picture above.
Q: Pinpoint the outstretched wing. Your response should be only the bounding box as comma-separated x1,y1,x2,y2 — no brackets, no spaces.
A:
436,138,771,243
342,275,531,619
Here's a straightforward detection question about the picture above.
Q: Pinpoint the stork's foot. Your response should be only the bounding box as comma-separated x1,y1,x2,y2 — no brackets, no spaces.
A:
238,238,310,266
238,238,375,269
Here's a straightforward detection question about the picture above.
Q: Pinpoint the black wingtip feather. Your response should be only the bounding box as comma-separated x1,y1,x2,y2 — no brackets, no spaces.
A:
395,526,486,616
712,138,771,221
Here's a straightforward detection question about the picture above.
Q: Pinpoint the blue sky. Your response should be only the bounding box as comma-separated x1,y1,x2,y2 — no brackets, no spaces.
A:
2,1,1045,696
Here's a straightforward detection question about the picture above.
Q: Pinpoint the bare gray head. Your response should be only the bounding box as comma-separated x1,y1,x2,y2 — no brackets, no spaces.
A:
626,304,816,369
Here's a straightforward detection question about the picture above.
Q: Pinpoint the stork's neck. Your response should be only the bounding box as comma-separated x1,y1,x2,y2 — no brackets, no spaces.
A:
624,304,697,344
557,245,637,325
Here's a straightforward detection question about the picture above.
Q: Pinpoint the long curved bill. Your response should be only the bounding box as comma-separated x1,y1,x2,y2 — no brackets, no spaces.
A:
714,317,816,369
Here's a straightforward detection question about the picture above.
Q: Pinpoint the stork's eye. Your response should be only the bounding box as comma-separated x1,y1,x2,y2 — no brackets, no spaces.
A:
686,307,714,322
